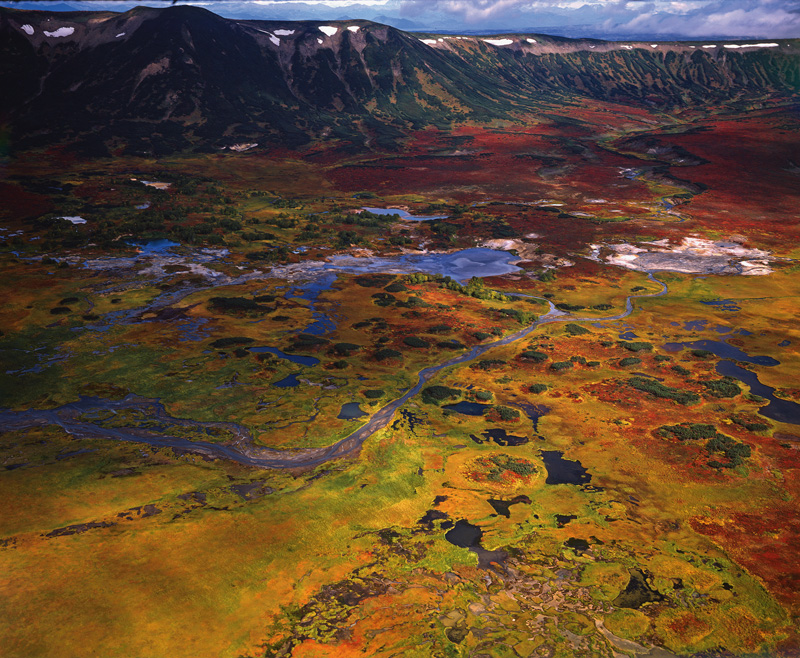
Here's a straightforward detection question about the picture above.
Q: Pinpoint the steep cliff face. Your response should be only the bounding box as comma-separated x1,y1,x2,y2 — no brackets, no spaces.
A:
1,5,798,154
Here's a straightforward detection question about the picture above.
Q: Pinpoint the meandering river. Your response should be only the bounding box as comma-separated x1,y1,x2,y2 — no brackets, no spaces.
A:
0,274,669,469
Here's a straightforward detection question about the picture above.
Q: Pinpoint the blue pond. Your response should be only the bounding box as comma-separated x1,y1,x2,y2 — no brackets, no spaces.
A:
127,239,180,255
337,402,367,420
325,248,521,285
701,299,742,312
249,347,320,367
443,401,490,416
287,273,338,336
663,339,779,366
717,361,800,425
273,374,301,388
362,207,448,222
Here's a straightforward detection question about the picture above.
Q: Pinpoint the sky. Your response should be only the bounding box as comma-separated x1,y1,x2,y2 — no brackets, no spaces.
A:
3,0,799,38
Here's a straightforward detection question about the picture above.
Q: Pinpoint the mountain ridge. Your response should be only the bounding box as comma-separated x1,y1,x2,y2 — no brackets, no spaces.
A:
1,5,798,155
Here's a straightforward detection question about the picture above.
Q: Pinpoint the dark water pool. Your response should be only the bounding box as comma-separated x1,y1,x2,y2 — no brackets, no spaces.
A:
250,347,320,367
716,360,800,425
338,402,367,420
663,339,779,366
362,207,448,222
445,520,483,548
541,450,591,485
443,401,489,416
470,428,529,446
273,374,301,388
126,239,180,254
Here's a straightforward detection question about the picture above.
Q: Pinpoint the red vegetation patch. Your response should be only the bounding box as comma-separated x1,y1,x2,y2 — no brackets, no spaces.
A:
691,509,800,611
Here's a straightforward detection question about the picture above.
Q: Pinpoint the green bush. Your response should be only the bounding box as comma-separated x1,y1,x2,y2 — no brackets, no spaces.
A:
565,323,590,336
333,343,361,355
384,282,409,293
473,332,492,341
475,390,493,401
619,357,642,367
528,384,548,394
731,416,770,432
364,389,385,399
654,355,672,362
520,350,548,362
555,303,586,312
628,377,699,405
493,406,520,421
691,349,714,358
706,435,751,467
551,361,573,371
374,348,402,361
421,385,461,405
701,377,741,398
659,423,717,441
474,359,506,370
671,365,691,376
403,336,430,348
619,341,653,352
437,339,466,350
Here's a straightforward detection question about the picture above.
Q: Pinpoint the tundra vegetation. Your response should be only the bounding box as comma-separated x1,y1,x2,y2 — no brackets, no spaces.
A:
1,17,800,658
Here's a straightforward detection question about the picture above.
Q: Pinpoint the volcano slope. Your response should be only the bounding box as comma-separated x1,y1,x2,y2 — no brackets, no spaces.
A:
2,6,800,658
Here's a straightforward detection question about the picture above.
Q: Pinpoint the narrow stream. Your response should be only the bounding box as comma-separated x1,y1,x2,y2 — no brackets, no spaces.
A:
0,274,668,469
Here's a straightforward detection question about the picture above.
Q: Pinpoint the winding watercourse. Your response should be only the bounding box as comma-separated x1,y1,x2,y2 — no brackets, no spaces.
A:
0,274,670,469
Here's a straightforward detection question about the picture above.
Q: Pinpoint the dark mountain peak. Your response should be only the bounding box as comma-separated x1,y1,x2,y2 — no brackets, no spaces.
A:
1,5,798,157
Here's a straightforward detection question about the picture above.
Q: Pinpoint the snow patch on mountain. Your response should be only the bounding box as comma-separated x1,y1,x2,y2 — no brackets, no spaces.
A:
44,26,74,38
319,26,338,37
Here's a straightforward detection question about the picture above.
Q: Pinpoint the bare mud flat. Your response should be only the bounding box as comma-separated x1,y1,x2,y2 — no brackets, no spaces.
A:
589,237,774,275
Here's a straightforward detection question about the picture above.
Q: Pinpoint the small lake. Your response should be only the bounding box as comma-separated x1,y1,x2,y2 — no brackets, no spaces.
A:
471,428,529,446
717,360,800,425
362,207,448,222
663,339,779,366
443,401,489,416
273,374,301,388
445,520,483,548
127,239,181,255
249,347,320,367
337,402,367,420
324,248,522,284
541,450,592,485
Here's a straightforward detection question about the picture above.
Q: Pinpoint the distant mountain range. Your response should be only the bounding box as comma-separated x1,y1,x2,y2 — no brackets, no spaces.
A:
1,5,798,155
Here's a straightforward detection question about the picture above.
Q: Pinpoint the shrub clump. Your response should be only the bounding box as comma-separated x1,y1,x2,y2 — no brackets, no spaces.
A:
364,389,384,399
619,357,642,367
384,282,409,293
551,361,573,372
528,383,548,394
374,348,402,361
474,390,493,401
473,331,493,341
659,423,718,441
619,341,653,352
731,416,770,432
437,339,466,350
403,336,430,348
492,406,520,422
520,350,548,362
421,385,461,405
333,342,361,356
701,377,741,398
565,323,590,336
628,376,699,405
691,349,714,359
706,435,752,468
671,364,691,376
474,359,507,370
